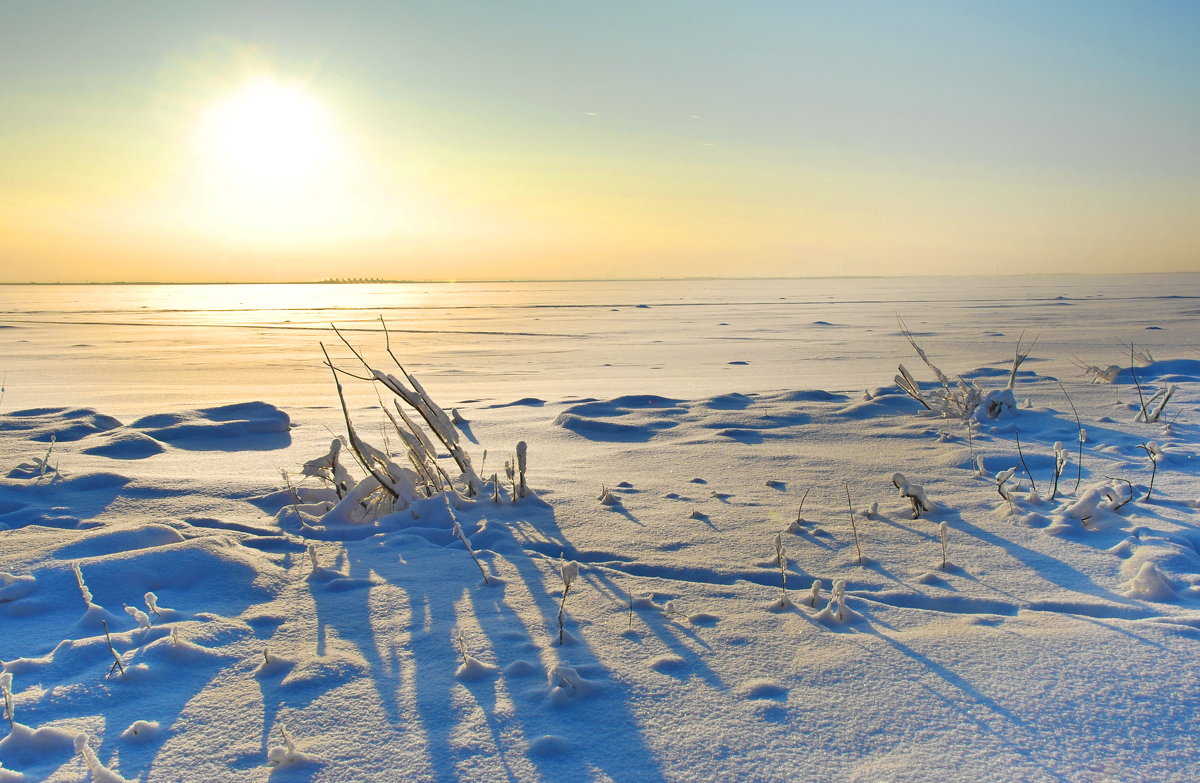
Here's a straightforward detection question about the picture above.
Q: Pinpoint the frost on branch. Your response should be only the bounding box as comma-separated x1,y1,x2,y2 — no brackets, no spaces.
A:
287,324,529,528
894,319,1028,421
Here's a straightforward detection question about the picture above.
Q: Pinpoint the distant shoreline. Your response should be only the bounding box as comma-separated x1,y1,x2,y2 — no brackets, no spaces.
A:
1,271,1186,286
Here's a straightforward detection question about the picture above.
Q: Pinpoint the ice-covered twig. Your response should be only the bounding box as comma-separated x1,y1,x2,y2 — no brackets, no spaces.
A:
321,342,400,503
891,473,933,519
101,620,126,679
803,579,822,607
445,496,490,584
773,534,789,605
829,579,847,622
1103,476,1134,511
1057,382,1084,493
939,521,949,570
124,604,152,629
1,672,13,728
72,562,93,608
995,467,1017,508
516,441,528,498
557,558,579,645
1137,441,1162,501
1013,429,1037,495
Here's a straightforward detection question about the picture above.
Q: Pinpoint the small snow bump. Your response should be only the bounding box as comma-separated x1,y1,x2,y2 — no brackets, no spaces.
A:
739,678,788,701
527,735,571,758
648,654,687,673
502,659,539,677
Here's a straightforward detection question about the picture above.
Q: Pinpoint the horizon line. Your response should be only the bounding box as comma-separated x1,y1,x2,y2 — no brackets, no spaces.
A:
2,271,1194,286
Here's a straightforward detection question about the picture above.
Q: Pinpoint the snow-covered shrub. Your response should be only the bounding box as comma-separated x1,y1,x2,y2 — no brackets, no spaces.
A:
894,321,1027,422
891,473,933,519
288,327,528,530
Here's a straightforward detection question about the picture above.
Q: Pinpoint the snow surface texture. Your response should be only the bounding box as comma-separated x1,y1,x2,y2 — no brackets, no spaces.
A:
1,276,1200,781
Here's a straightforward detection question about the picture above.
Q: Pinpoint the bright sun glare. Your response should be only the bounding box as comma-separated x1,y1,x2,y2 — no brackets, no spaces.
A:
183,73,406,247
194,75,336,189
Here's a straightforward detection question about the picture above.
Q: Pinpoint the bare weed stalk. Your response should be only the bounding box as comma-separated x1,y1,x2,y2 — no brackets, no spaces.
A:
1057,382,1084,493
845,483,864,564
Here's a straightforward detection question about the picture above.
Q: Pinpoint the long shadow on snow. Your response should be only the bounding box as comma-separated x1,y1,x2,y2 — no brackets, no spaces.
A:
289,495,667,782
936,507,1148,609
844,611,1071,782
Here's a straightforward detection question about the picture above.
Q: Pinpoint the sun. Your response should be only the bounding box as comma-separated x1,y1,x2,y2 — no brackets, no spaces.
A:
193,75,337,190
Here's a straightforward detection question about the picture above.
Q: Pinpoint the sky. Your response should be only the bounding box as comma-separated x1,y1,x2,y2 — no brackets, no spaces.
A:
1,1,1198,283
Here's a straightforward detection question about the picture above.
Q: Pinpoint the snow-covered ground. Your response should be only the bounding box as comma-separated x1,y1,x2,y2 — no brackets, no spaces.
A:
1,275,1198,782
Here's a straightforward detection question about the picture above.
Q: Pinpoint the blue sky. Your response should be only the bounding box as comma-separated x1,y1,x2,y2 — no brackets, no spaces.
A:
2,1,1197,280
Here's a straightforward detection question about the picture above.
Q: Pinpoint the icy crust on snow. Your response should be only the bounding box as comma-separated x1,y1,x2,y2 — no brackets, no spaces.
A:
3,277,1200,781
3,362,1199,782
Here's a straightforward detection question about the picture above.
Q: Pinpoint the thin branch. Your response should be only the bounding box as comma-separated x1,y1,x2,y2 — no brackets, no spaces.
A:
845,482,864,564
1014,429,1037,494
321,343,399,501
1057,382,1084,493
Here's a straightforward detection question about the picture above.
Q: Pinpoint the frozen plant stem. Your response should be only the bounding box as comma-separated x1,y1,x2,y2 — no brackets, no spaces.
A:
939,522,949,570
796,487,811,523
1104,476,1135,511
444,496,490,584
1014,430,1037,494
1138,442,1161,501
845,483,864,564
1050,442,1067,500
515,441,528,498
101,620,126,679
1130,343,1150,422
1057,382,1084,493
280,468,304,521
995,467,1017,510
321,342,400,502
37,435,55,480
830,579,847,622
805,579,822,607
72,562,92,607
557,558,579,645
774,534,788,602
1,672,13,728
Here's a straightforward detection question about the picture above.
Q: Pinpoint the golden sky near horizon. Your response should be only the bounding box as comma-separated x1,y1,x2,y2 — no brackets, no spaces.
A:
1,2,1198,282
